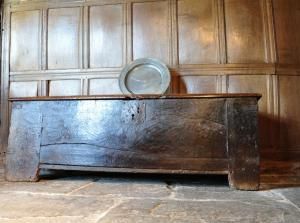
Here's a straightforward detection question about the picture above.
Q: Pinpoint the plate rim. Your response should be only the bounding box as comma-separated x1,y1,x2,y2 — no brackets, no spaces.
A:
119,58,171,95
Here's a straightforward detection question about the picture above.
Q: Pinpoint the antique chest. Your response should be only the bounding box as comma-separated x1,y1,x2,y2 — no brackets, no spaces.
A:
5,94,261,190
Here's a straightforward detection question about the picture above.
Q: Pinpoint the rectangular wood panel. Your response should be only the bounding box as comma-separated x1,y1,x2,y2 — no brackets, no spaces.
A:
9,82,38,98
89,4,124,68
224,0,266,63
279,75,300,150
10,10,40,71
39,99,227,160
89,79,122,95
49,80,81,96
179,76,217,93
47,8,81,69
178,0,218,65
228,75,271,150
273,0,300,65
132,1,170,64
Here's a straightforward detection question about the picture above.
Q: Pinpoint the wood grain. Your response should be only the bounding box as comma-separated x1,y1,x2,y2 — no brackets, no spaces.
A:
5,102,42,181
227,98,260,190
40,99,227,159
178,0,218,65
224,0,266,63
279,75,300,150
47,7,81,69
132,1,170,64
9,93,262,101
40,144,228,171
6,96,260,190
10,10,40,71
179,76,218,94
49,80,81,96
9,81,38,98
39,164,229,175
273,0,300,65
89,78,122,95
89,4,124,68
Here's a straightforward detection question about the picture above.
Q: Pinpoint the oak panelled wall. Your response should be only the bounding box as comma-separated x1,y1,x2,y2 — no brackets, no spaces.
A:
1,0,300,163
10,10,41,71
133,1,170,64
48,8,82,70
90,4,124,68
178,0,218,65
273,0,300,160
225,0,267,63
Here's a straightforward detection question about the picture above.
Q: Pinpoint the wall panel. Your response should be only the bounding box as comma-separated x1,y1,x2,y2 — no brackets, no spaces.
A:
178,0,218,65
89,79,122,95
10,10,40,71
49,80,81,96
279,75,300,150
179,76,217,93
47,7,81,69
9,81,38,97
273,0,300,65
132,1,170,64
89,4,124,68
224,0,266,63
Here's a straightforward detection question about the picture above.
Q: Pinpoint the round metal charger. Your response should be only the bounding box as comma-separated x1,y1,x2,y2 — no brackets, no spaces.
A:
119,58,171,95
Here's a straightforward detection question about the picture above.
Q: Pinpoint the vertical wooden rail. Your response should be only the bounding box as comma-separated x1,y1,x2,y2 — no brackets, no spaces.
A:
39,8,48,96
227,98,260,190
217,0,227,94
0,5,10,157
5,102,42,181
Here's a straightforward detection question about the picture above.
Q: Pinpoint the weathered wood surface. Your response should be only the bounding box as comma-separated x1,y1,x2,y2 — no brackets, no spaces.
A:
9,93,261,101
5,96,260,190
227,98,260,190
5,102,42,181
39,99,227,169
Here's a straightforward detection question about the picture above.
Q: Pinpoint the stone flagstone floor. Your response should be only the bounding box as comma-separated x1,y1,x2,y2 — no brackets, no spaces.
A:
0,167,299,223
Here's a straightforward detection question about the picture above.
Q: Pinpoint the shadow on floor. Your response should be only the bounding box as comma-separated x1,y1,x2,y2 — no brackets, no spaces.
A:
39,168,300,191
40,169,229,187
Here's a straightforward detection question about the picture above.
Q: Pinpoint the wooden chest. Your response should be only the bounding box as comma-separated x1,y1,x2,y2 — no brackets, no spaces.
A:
5,94,261,190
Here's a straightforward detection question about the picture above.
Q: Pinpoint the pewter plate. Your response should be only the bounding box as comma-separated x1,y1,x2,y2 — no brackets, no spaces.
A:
119,58,171,95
